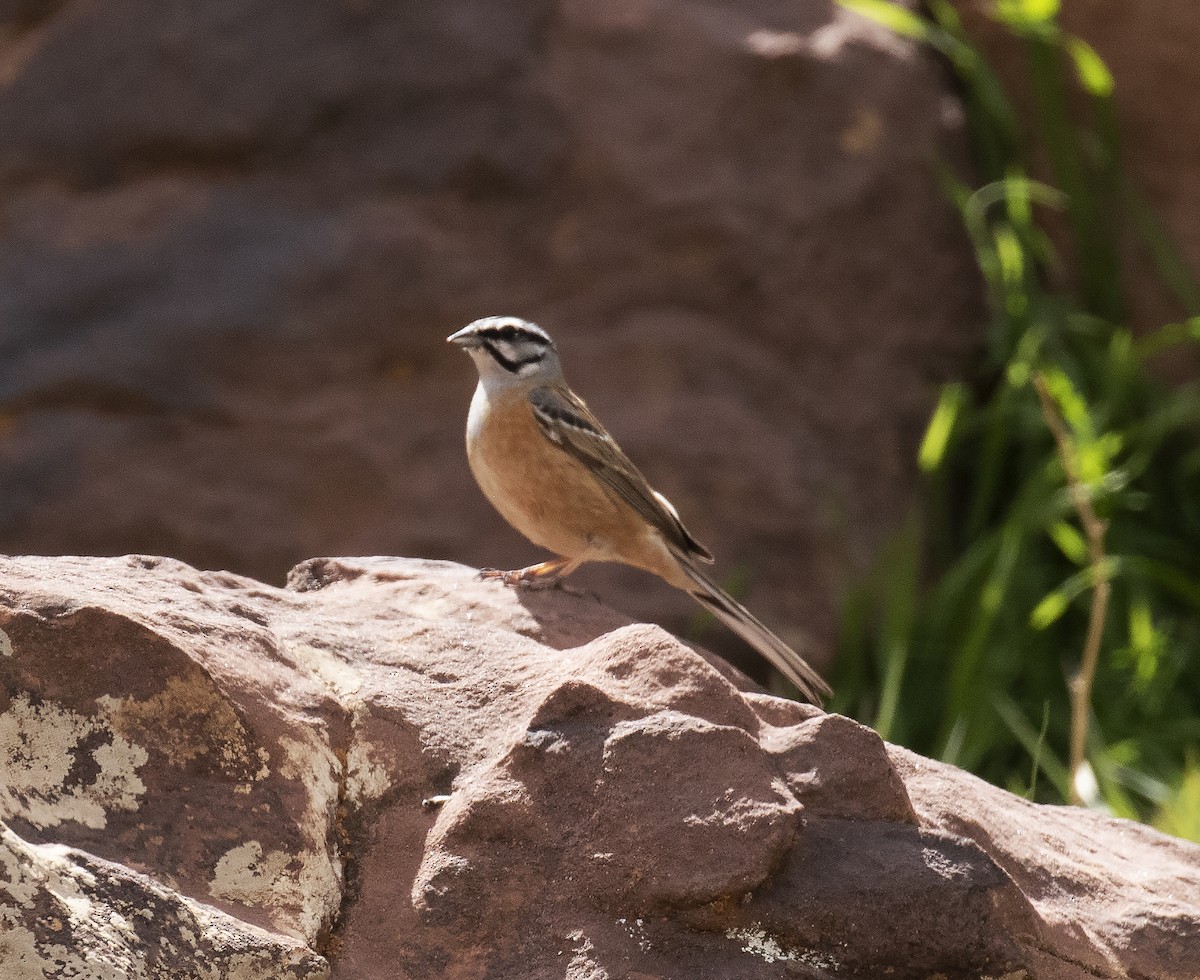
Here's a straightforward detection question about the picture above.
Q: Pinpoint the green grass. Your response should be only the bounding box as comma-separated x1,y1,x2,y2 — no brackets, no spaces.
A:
834,0,1200,839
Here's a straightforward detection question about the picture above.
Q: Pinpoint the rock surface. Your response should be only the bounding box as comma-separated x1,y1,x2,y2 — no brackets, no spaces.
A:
0,823,325,980
1,554,1197,979
0,0,981,671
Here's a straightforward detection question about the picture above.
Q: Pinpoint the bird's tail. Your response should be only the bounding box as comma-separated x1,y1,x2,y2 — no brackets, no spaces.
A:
674,555,832,705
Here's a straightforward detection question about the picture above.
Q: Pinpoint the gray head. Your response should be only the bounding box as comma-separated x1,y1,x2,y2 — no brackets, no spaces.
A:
447,316,563,388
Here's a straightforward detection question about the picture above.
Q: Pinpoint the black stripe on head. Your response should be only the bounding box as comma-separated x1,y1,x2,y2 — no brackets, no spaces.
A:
482,339,544,373
471,316,553,347
473,318,553,374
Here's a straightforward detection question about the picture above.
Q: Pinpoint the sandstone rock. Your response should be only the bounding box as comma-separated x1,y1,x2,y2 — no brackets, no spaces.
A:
892,747,1200,979
1,554,1197,979
0,0,981,674
0,821,327,980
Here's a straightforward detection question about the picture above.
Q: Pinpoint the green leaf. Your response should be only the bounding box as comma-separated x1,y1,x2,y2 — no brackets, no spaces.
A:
1030,589,1070,629
995,226,1028,317
1127,600,1154,652
919,383,967,472
925,0,963,34
994,0,1060,29
1125,557,1200,610
1040,366,1098,444
1154,763,1200,843
1021,0,1061,20
1076,431,1122,486
1126,592,1161,686
1048,521,1087,564
1030,558,1122,629
1066,37,1114,97
839,0,929,39
1134,318,1200,360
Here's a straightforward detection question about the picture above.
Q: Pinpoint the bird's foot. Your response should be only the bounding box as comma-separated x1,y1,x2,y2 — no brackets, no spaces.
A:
477,567,528,587
478,558,580,589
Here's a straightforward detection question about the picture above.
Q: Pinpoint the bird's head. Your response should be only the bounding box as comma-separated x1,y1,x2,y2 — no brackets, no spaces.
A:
448,316,562,387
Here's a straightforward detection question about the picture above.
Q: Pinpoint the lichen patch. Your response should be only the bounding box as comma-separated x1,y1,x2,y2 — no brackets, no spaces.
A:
98,673,260,779
0,694,148,829
344,719,391,806
724,924,799,963
209,835,339,943
0,917,51,980
210,841,293,907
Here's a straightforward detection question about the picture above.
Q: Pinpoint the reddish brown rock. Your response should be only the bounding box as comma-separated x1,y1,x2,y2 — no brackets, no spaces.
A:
1,554,1197,979
0,822,326,979
892,747,1200,979
0,0,981,677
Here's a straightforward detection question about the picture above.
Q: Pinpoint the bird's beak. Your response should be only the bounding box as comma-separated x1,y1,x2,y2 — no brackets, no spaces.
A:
446,325,481,349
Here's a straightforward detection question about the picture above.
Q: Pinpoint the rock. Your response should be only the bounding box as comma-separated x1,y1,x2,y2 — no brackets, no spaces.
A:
891,747,1200,979
0,0,981,674
0,821,327,980
1,554,1197,978
707,818,1047,976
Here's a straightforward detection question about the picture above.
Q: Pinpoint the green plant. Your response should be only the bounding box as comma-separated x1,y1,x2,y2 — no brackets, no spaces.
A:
834,0,1200,838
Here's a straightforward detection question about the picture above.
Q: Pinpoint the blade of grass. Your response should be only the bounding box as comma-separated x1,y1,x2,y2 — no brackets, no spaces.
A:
994,692,1071,799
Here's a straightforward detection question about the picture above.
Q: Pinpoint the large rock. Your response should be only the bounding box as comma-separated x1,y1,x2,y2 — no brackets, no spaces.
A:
0,0,981,673
1,554,1196,979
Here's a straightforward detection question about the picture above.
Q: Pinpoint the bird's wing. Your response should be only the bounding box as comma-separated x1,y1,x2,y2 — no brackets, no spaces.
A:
528,384,713,562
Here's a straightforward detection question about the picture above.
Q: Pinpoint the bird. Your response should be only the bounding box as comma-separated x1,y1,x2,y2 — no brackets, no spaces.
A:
447,315,832,704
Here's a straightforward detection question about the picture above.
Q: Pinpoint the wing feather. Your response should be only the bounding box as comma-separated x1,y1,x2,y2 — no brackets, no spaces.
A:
528,385,713,562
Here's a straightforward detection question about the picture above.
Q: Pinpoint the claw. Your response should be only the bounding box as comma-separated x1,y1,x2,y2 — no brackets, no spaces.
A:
478,567,526,586
477,558,583,588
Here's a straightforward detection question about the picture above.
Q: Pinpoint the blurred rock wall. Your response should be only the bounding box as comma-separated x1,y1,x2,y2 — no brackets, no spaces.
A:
0,0,981,669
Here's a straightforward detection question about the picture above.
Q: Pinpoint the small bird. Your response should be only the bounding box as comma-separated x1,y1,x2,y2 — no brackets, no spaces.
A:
447,315,832,704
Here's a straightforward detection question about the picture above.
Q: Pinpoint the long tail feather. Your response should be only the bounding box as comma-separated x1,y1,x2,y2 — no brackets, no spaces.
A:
675,557,832,705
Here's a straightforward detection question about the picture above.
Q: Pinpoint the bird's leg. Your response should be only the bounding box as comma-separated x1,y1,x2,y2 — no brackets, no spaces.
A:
478,556,583,588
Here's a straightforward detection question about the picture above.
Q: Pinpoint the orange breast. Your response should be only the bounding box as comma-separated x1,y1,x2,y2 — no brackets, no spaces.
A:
467,391,669,574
